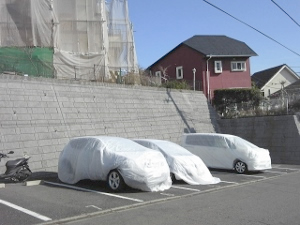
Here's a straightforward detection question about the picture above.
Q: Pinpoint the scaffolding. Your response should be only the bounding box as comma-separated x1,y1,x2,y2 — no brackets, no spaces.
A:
0,0,138,80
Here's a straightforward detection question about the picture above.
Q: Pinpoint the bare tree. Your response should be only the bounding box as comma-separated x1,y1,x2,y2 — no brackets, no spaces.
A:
158,65,170,83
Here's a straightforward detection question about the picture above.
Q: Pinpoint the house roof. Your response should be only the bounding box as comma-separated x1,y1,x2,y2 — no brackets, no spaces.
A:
285,79,300,90
182,35,257,57
251,65,284,89
148,35,257,69
251,64,299,89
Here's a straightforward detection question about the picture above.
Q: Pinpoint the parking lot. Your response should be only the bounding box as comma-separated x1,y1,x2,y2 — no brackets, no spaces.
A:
1,164,300,225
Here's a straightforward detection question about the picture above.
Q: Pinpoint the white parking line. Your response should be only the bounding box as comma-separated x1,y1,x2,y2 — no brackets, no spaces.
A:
171,185,201,192
44,181,144,203
160,193,175,197
264,170,287,174
86,205,102,210
220,181,238,184
0,199,52,222
237,174,266,179
272,167,300,171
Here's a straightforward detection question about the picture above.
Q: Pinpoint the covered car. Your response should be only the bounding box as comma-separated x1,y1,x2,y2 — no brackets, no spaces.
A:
133,139,220,185
58,136,172,192
181,133,272,174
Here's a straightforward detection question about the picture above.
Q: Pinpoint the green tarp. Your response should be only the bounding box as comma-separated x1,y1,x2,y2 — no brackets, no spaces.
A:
0,47,54,78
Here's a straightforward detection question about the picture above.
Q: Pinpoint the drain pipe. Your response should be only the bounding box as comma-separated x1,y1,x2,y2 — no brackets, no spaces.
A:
206,55,212,101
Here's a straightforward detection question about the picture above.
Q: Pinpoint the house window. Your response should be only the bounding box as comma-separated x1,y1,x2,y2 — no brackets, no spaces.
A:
176,66,183,79
231,61,246,71
155,71,161,78
214,61,222,73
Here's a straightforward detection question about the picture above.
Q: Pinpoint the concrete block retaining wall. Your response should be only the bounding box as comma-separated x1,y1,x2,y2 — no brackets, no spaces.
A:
2,74,299,174
0,74,218,173
218,115,300,165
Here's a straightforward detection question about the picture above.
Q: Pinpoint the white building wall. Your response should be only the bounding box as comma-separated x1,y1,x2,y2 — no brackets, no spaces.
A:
262,68,299,97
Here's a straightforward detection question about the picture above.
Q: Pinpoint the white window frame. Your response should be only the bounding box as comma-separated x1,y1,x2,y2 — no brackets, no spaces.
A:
155,71,161,78
176,66,183,79
214,61,222,73
231,61,246,72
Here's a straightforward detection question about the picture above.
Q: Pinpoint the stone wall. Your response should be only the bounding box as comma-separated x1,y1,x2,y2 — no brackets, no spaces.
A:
0,74,218,173
218,115,300,165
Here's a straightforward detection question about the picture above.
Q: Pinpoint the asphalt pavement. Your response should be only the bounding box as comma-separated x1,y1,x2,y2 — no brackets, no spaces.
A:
48,170,300,225
1,165,300,225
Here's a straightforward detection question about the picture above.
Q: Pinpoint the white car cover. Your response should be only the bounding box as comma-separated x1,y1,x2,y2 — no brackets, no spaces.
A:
133,139,220,185
182,133,272,171
58,136,172,192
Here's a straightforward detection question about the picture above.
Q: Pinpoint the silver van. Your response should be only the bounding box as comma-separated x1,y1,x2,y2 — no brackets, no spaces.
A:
181,133,272,174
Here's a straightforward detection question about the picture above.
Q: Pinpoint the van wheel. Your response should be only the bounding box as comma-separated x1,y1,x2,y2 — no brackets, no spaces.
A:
107,170,125,192
234,161,247,174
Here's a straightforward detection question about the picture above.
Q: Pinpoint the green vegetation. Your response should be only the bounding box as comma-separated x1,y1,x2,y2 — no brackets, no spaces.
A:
213,88,265,118
161,80,191,90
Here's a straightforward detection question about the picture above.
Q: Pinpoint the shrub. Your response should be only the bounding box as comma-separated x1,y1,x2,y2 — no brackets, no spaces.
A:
213,88,264,117
161,80,191,90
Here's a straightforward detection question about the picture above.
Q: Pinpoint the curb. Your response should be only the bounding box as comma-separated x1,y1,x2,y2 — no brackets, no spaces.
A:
24,180,44,186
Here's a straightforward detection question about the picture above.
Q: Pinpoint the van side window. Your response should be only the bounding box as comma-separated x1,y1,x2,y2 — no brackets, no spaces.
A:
185,135,215,147
214,136,229,148
185,135,228,148
185,135,206,146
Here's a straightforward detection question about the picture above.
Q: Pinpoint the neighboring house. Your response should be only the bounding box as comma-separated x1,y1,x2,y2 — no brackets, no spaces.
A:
270,77,300,103
285,79,300,104
147,35,257,100
252,64,299,98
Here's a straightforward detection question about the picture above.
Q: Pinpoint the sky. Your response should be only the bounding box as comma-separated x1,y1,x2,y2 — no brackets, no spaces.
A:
127,0,300,75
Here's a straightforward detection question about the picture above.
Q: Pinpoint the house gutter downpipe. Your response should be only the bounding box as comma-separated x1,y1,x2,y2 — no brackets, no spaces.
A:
206,55,212,101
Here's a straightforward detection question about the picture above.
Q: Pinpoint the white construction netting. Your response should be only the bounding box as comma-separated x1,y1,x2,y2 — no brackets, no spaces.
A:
0,0,138,80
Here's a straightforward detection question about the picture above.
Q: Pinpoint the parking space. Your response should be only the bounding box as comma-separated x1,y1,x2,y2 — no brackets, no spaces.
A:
0,164,299,225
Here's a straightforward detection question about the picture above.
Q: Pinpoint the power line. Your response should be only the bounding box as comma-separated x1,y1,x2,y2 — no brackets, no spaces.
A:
271,0,300,28
203,0,300,58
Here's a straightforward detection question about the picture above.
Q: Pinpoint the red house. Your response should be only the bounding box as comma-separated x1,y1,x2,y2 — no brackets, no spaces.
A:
147,35,257,100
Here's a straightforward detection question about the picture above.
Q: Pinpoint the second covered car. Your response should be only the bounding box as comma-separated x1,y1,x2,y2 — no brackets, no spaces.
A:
133,139,220,185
